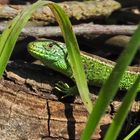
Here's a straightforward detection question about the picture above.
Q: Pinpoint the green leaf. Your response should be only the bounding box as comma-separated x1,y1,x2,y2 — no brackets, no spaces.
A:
81,24,140,140
124,125,140,140
104,76,140,140
0,1,93,113
0,0,50,77
47,3,93,113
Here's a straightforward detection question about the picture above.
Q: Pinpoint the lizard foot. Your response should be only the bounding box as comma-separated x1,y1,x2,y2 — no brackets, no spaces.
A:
55,81,78,98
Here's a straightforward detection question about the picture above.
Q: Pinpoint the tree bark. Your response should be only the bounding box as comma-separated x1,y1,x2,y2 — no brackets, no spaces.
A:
0,0,120,24
0,22,136,39
0,61,139,139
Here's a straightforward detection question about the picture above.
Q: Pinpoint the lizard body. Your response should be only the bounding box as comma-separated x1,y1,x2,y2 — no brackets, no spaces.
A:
27,39,140,90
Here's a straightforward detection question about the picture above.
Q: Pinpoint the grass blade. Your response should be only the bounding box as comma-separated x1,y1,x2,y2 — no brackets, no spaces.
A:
124,125,140,140
81,24,140,140
0,0,50,77
104,76,140,140
0,1,93,113
48,3,93,113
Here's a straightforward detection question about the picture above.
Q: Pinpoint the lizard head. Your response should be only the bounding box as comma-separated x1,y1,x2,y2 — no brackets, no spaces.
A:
27,39,72,76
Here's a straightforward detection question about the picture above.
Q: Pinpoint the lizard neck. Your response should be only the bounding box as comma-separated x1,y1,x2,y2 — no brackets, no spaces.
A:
42,58,72,78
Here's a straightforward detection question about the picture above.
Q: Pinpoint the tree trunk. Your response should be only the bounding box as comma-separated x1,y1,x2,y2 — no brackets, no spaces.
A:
0,61,139,139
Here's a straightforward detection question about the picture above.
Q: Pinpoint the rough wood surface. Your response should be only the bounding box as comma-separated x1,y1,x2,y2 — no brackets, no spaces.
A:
0,0,120,25
0,22,136,39
0,61,139,140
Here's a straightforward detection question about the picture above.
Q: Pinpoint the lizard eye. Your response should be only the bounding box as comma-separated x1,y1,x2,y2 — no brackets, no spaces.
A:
48,43,53,48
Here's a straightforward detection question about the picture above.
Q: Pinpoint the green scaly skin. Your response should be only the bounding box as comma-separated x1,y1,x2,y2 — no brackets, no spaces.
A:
27,39,140,91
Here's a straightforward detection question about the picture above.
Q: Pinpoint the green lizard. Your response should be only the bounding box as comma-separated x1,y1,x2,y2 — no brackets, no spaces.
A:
27,39,140,91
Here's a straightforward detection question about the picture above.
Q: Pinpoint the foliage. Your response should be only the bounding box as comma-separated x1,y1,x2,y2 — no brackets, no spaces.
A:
0,0,139,139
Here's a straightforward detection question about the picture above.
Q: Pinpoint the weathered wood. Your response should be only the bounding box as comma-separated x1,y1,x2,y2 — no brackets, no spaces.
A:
0,0,120,25
0,61,139,139
0,22,137,39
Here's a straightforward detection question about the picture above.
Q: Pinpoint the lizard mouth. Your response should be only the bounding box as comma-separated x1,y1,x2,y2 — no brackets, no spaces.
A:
27,42,46,59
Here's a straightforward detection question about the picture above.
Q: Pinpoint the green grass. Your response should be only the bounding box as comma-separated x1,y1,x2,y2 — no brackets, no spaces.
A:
124,125,140,140
0,0,93,114
0,0,139,139
81,24,140,140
